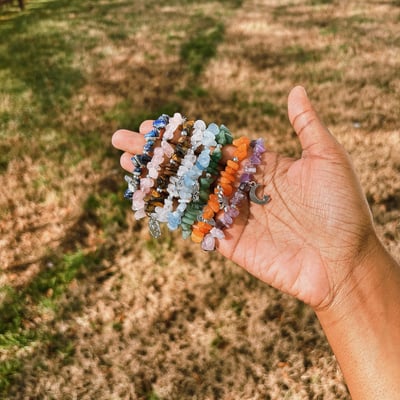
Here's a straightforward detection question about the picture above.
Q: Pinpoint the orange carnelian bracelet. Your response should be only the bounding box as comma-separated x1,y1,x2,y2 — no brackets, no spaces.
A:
190,136,251,244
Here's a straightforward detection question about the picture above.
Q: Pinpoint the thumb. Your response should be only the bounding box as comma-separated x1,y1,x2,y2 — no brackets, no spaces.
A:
288,86,339,158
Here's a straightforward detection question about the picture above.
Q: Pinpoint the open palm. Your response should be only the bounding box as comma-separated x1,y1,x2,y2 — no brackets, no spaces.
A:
217,87,375,309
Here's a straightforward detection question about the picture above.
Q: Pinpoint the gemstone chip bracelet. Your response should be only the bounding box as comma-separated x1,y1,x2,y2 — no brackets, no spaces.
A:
122,112,271,248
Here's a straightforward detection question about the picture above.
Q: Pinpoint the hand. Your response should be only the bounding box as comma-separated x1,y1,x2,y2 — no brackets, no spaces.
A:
111,86,379,311
215,86,379,310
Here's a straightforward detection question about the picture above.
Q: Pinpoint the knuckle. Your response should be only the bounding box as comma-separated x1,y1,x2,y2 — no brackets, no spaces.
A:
293,108,317,137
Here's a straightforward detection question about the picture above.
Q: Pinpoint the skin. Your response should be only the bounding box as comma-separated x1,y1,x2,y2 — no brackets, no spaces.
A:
112,86,400,399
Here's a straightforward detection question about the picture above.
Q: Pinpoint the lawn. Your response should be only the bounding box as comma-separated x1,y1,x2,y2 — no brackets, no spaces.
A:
0,0,399,398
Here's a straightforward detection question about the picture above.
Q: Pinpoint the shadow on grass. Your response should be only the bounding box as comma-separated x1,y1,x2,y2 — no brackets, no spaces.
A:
245,43,329,70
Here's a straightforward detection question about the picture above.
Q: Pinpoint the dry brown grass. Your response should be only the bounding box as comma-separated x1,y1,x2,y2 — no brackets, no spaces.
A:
1,0,399,398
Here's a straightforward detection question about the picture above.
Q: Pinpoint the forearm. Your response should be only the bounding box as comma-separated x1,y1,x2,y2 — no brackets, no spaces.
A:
316,238,400,399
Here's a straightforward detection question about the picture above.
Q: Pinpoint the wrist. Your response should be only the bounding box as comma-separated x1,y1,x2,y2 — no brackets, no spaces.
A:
315,235,400,399
316,234,397,321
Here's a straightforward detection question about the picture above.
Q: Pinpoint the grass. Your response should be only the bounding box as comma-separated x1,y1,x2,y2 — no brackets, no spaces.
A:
180,18,225,77
310,0,333,4
0,250,88,393
1,0,399,398
0,0,235,393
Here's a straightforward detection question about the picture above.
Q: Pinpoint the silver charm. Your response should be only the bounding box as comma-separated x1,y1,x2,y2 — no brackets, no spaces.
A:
149,217,162,238
192,181,200,201
216,184,229,210
249,182,271,205
197,215,216,226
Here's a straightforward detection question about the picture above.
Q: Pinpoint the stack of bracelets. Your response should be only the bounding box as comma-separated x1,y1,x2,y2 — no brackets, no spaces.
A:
124,113,271,251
